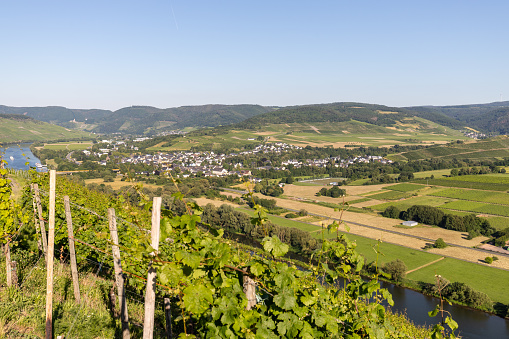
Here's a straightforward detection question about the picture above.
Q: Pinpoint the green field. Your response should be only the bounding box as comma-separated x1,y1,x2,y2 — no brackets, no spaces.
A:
441,200,509,217
407,258,509,304
366,190,412,200
484,216,509,231
415,178,509,191
371,196,453,212
237,208,323,233
412,169,452,179
430,188,509,205
43,142,93,150
384,183,425,192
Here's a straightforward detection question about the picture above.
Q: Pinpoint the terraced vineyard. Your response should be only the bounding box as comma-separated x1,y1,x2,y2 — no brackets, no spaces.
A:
395,136,509,161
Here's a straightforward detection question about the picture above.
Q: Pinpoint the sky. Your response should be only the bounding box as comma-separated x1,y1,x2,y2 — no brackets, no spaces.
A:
1,0,508,111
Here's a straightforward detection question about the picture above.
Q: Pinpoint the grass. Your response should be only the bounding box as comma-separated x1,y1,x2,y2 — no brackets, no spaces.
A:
370,196,453,212
310,229,442,271
384,183,425,192
412,169,452,179
430,188,509,205
43,142,93,150
483,216,509,231
236,208,323,233
366,190,412,200
407,258,509,304
414,178,509,191
441,200,509,217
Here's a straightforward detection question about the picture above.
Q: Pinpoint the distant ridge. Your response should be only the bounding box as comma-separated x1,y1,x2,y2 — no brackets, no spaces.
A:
3,100,509,135
0,104,275,135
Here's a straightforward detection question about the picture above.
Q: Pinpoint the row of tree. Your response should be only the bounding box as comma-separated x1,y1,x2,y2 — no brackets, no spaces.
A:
201,203,320,254
382,205,495,238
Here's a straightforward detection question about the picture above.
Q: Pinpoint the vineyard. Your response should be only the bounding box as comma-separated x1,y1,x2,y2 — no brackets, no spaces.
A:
0,169,457,338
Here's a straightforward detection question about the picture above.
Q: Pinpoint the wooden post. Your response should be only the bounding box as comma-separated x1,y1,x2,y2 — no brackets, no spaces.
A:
64,195,81,304
108,208,131,339
31,184,43,252
143,197,162,339
34,183,48,255
243,275,257,310
10,261,18,287
45,170,56,339
5,241,12,287
164,297,173,339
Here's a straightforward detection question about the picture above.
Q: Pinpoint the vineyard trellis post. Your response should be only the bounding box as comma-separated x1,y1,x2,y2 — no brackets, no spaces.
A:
5,240,12,286
64,195,81,303
108,208,131,339
164,297,173,339
45,170,56,339
30,184,43,252
34,183,48,256
143,197,162,339
10,261,18,287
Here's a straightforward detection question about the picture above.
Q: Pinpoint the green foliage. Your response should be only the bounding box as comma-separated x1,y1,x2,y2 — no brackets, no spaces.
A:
434,238,447,249
485,257,493,264
382,259,407,283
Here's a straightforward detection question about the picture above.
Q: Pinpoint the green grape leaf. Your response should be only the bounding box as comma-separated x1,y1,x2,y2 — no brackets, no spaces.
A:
262,235,289,257
183,284,213,315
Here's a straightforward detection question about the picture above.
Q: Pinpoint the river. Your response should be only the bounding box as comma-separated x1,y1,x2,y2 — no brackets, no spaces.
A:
0,143,44,171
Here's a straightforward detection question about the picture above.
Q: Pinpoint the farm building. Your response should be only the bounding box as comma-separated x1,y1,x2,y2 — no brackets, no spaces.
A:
402,221,418,227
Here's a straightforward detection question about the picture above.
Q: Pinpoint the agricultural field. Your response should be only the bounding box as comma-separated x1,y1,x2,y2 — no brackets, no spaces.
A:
384,183,425,192
370,196,453,212
430,188,509,205
414,178,509,191
42,141,93,150
441,201,509,217
397,136,509,161
364,190,411,200
407,258,509,304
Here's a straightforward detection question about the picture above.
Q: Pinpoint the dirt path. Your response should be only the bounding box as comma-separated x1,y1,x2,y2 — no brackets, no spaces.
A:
406,257,445,274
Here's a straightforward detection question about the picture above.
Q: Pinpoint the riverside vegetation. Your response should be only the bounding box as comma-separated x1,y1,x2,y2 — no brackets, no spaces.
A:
0,169,460,338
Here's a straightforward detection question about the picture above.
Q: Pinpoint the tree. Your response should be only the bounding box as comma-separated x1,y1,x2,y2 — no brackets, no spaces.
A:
382,259,407,283
382,206,400,219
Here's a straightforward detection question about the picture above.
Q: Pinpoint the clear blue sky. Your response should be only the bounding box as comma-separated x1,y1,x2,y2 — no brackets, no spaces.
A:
1,0,508,110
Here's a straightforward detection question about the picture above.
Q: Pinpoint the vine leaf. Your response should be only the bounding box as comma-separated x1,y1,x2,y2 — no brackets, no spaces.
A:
262,235,289,257
183,284,213,315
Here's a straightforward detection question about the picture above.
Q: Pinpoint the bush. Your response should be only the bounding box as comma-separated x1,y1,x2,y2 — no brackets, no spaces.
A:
485,257,493,264
285,213,298,219
382,259,407,283
434,238,447,249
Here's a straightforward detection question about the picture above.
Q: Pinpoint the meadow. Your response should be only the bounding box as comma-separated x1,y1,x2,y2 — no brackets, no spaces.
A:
43,141,93,150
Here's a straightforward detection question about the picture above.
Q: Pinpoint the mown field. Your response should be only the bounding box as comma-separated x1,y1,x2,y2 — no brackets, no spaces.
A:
42,141,93,150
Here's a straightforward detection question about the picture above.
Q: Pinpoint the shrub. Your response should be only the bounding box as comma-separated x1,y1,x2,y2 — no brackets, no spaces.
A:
382,259,407,283
485,257,493,264
434,238,447,249
285,213,298,219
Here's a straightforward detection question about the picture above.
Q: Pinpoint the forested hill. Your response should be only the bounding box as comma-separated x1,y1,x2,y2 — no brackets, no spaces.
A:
92,104,275,134
0,104,275,135
0,113,91,143
407,101,509,134
235,102,464,129
0,105,110,127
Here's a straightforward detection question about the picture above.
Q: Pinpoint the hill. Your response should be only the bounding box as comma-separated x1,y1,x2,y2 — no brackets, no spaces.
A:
390,136,509,162
92,104,275,134
148,103,467,152
0,113,91,143
407,101,509,134
0,104,275,135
